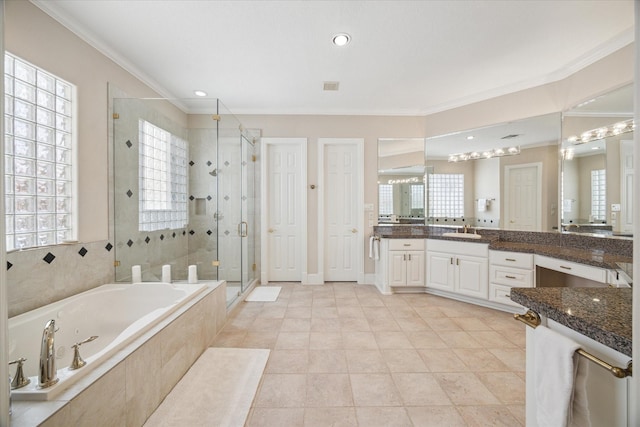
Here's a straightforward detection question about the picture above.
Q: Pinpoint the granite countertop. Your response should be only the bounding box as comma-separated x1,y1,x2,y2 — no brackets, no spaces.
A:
510,287,632,357
488,240,632,270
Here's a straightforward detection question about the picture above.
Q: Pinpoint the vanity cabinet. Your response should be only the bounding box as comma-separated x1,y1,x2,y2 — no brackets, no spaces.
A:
426,240,488,299
388,239,425,287
489,250,534,307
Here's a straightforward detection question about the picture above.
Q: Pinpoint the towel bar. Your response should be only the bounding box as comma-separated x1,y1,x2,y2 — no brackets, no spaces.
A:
370,235,380,241
514,310,633,379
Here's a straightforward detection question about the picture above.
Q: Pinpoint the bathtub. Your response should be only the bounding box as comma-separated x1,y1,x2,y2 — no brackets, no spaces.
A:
8,281,208,401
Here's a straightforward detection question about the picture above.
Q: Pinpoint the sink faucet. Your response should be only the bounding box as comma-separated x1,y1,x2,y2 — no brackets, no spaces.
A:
39,319,59,388
462,224,470,233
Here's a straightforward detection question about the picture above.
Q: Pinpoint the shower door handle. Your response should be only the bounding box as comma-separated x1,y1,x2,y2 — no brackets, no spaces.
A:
238,221,248,237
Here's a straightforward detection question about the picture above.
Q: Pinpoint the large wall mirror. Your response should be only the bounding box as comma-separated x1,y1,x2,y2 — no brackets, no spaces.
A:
561,84,634,237
377,138,426,224
377,113,561,230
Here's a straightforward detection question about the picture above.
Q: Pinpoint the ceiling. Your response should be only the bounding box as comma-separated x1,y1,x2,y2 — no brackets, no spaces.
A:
32,0,634,116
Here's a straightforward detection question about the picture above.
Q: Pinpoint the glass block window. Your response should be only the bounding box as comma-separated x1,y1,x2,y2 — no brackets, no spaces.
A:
4,53,75,250
378,184,393,215
138,120,188,231
590,169,606,221
410,184,424,210
428,174,464,217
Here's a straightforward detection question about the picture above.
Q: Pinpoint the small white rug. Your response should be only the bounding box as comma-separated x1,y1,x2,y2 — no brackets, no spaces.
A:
245,286,281,302
144,348,269,427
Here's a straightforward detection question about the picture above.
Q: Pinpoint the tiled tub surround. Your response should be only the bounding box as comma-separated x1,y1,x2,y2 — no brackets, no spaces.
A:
9,282,208,401
10,281,227,427
510,287,632,357
7,240,114,318
373,226,632,269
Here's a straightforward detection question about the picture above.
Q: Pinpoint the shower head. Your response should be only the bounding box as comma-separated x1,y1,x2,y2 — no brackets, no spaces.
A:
209,169,217,177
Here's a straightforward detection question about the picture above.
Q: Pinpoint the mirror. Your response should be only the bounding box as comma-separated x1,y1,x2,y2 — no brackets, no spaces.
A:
421,113,561,231
377,138,426,224
561,84,634,237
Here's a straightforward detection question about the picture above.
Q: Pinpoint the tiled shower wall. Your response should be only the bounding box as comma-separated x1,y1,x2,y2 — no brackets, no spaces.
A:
112,98,191,282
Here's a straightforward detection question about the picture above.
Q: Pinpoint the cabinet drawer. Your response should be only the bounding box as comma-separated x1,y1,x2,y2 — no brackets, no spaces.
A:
535,255,607,283
389,239,425,251
489,283,522,307
489,265,533,287
489,251,533,269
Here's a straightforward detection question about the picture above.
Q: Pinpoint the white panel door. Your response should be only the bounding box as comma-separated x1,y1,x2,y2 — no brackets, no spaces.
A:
620,139,633,234
324,143,359,281
267,143,303,281
505,164,540,231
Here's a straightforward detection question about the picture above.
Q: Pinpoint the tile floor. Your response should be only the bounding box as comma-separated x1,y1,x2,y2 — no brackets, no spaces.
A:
212,282,527,427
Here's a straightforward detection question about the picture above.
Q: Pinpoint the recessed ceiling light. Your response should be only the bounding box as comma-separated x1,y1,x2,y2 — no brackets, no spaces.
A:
466,135,474,140
332,33,351,47
194,90,207,97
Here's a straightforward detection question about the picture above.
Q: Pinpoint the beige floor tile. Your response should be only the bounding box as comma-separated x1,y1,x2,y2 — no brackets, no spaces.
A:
488,348,526,372
254,374,306,408
374,331,414,349
275,332,310,350
437,330,484,348
418,348,469,373
342,331,379,349
406,330,449,349
304,407,358,427
435,372,501,405
405,406,467,427
350,373,403,406
426,317,464,331
216,283,526,425
395,316,430,331
280,318,312,332
476,372,526,404
345,349,388,373
284,306,312,319
381,349,429,372
339,317,371,331
355,407,413,427
458,405,524,426
246,408,305,427
392,372,452,406
453,348,510,371
305,373,353,407
309,331,343,349
265,349,309,374
308,349,348,373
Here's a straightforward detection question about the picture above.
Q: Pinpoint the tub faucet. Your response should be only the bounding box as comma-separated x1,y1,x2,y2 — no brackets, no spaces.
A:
39,319,59,388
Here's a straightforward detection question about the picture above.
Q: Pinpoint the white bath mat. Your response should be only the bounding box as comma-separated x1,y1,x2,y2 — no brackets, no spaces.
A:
144,348,270,427
245,286,281,302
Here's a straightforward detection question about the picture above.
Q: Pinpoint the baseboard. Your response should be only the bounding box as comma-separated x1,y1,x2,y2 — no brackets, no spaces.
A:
303,273,324,285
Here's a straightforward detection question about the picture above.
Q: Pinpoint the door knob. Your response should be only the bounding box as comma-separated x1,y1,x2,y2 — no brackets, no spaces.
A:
351,228,358,233
268,228,275,233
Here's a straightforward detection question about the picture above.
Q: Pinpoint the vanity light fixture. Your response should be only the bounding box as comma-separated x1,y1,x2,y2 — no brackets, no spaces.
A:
567,118,634,145
448,146,520,162
332,33,351,46
388,177,420,184
194,90,207,97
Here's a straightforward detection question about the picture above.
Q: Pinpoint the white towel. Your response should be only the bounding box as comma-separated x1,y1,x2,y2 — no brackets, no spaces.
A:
534,325,589,427
477,198,487,212
368,236,380,261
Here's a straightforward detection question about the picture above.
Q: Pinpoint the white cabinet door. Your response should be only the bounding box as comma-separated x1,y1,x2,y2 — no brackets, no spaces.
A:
456,255,488,298
427,251,454,291
406,251,425,286
389,252,407,287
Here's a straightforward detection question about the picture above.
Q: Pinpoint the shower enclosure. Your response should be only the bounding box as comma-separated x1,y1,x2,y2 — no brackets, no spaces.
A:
110,90,259,306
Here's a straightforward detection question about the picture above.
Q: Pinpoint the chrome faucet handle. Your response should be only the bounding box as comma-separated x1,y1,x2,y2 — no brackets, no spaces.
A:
9,358,31,389
69,336,98,370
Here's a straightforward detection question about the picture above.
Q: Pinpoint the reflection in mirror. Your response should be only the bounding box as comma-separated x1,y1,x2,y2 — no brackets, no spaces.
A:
377,138,426,224
424,113,561,231
561,84,634,237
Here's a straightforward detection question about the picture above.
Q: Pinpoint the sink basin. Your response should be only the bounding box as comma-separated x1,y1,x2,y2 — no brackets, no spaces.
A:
442,232,482,239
